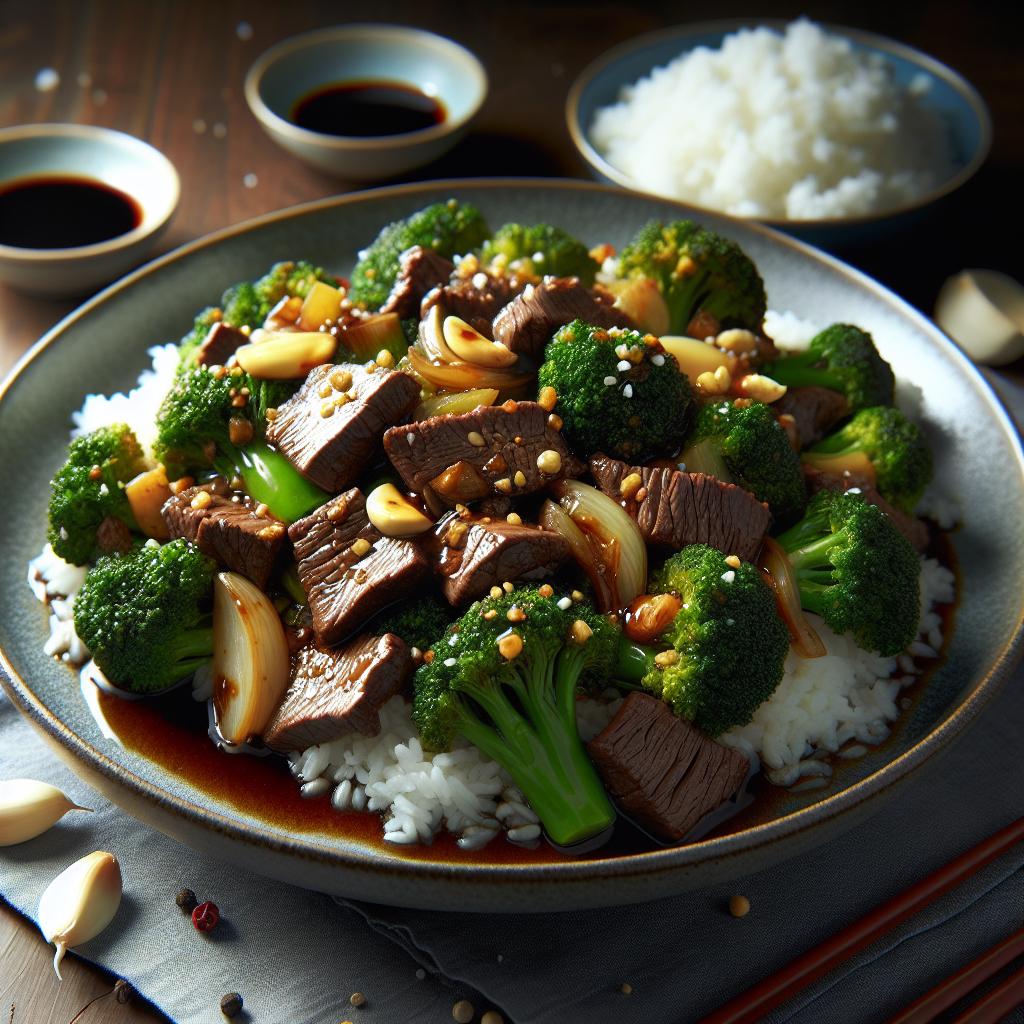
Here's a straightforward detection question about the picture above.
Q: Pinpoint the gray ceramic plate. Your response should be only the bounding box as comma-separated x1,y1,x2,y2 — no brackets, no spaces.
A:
1,180,1021,912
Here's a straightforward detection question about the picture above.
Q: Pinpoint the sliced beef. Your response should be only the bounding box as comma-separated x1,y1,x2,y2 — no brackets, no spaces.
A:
162,484,286,588
589,454,770,562
802,465,929,551
96,516,133,555
266,362,420,493
288,488,431,646
588,692,750,842
262,633,412,751
431,514,570,605
775,387,850,450
196,322,248,367
421,272,526,337
383,401,584,507
380,246,455,318
491,277,637,360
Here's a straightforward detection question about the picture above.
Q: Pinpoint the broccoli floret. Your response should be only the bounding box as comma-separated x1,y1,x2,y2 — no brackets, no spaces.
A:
766,324,895,412
479,223,597,284
155,366,327,522
682,399,806,523
74,539,215,694
538,320,695,462
349,200,490,311
775,490,920,656
617,546,789,737
413,586,618,847
372,596,453,653
617,220,766,335
803,406,933,513
47,425,147,566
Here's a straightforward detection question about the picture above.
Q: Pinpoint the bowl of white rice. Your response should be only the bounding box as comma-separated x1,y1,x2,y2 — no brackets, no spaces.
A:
568,19,990,244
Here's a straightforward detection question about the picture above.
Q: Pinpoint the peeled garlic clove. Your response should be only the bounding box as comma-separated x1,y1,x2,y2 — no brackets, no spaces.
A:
366,483,433,537
0,779,90,846
38,850,122,978
442,315,518,367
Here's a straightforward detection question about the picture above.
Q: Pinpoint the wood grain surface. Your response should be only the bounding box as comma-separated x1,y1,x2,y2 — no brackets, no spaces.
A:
0,1,1021,1021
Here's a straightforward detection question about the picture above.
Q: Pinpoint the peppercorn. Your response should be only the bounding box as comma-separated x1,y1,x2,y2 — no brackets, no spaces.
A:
219,992,243,1017
349,992,366,1007
175,888,197,913
729,894,751,918
114,979,133,1004
452,1000,474,1023
192,900,220,932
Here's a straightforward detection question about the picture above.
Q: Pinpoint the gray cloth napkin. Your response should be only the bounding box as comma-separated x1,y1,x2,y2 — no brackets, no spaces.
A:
2,375,1022,1024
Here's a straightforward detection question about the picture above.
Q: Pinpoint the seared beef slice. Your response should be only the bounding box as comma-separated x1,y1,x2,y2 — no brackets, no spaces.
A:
289,489,430,646
491,278,636,360
196,322,248,367
162,485,285,588
383,401,583,506
421,272,525,336
589,455,770,562
433,516,570,605
775,387,850,449
266,363,420,492
588,692,750,842
262,633,412,751
380,246,455,318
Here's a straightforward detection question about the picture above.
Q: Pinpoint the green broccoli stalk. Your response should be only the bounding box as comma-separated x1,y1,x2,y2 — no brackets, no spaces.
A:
617,220,766,335
538,320,694,462
155,366,328,522
74,539,216,694
479,223,597,284
615,546,790,737
371,595,453,653
682,399,806,523
413,586,617,847
349,200,490,311
775,490,920,656
47,424,147,566
765,324,896,412
802,406,933,512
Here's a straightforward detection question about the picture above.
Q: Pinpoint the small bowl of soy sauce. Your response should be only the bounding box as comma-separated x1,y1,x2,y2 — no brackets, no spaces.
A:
244,24,488,181
0,124,179,298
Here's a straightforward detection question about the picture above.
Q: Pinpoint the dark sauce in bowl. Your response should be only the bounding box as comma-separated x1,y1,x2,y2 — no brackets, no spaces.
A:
291,81,445,138
0,176,141,249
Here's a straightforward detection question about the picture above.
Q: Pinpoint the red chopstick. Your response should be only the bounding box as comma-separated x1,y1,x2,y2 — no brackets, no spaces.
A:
952,961,1024,1024
700,816,1024,1024
888,928,1024,1024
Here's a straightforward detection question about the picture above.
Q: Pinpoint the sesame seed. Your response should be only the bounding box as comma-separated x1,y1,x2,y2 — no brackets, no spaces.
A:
725,555,742,569
190,490,213,510
349,992,367,1007
406,432,416,446
506,607,526,623
615,344,629,358
472,271,489,289
721,570,736,583
483,609,498,620
654,650,679,667
538,385,558,411
506,512,523,526
467,431,486,447
571,590,584,602
603,376,617,386
320,401,335,418
351,538,372,557
536,449,562,475
622,384,634,399
620,473,643,500
494,478,512,494
490,586,503,599
557,596,572,610
726,618,735,626
513,470,527,488
616,359,632,372
502,581,514,593
444,657,458,668
570,619,593,644
538,584,554,597
498,634,523,660
651,353,665,366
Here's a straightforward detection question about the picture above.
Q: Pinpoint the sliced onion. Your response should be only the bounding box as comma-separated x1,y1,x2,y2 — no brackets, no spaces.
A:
418,304,462,363
338,311,407,361
759,537,826,659
801,451,878,484
407,347,534,394
540,499,614,611
212,571,291,743
416,388,499,419
550,480,647,612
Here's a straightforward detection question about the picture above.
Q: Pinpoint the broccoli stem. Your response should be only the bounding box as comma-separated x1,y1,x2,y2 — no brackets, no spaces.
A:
766,361,844,393
214,441,328,523
456,671,615,848
165,626,215,679
780,531,846,572
681,438,733,482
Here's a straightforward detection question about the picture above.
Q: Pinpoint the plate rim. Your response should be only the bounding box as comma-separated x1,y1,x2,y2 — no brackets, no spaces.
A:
2,177,1022,890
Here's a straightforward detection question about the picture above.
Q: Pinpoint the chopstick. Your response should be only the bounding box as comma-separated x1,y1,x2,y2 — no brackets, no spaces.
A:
700,816,1024,1024
887,928,1024,1024
952,961,1024,1024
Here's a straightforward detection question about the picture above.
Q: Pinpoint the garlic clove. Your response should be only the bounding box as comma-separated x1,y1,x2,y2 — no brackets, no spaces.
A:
366,483,434,537
38,850,122,978
0,779,91,847
442,315,519,367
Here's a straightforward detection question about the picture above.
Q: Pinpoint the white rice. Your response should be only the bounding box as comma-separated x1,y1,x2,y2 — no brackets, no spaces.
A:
28,309,961,849
590,19,953,220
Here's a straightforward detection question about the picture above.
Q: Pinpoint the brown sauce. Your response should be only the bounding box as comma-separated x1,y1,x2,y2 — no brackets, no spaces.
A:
0,176,140,249
291,81,445,138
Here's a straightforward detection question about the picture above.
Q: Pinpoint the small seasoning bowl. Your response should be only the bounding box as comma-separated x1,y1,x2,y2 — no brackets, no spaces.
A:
244,24,488,181
0,124,179,298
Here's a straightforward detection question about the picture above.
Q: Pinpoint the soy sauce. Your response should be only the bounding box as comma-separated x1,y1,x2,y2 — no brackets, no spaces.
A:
0,176,141,249
291,80,445,138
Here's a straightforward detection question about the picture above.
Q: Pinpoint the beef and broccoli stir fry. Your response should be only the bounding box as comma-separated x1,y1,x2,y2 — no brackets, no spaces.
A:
49,201,938,853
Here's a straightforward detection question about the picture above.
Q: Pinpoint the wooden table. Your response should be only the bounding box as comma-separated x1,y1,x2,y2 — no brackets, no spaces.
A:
1,1,1021,1021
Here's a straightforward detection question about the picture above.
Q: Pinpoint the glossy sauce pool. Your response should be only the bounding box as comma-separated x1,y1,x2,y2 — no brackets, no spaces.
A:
90,533,958,865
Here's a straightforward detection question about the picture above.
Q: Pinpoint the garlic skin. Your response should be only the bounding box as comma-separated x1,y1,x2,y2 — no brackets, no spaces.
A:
0,779,90,846
38,850,122,978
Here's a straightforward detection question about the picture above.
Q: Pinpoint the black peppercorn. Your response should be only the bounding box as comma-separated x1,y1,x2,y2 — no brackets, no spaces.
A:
175,887,197,913
220,992,243,1018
